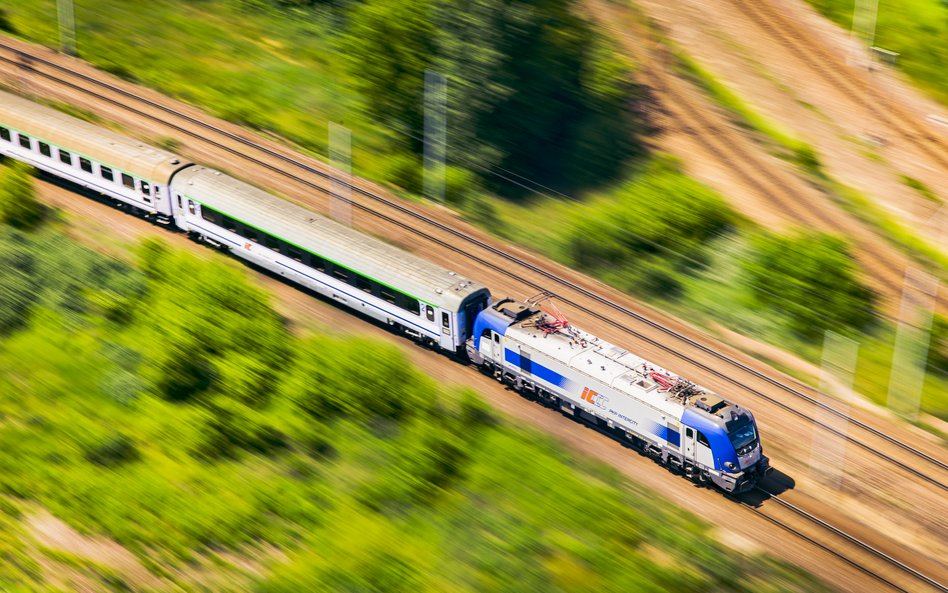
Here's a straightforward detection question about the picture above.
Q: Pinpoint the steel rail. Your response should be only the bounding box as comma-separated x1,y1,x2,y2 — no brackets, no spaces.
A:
1,42,945,485
744,487,948,593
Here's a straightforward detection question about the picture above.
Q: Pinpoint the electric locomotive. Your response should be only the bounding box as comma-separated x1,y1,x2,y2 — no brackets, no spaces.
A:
467,297,770,492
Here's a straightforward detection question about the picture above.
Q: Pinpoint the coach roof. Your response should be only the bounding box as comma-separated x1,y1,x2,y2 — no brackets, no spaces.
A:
172,166,487,309
0,90,191,182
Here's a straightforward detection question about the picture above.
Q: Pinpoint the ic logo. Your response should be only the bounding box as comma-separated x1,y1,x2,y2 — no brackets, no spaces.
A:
581,387,608,409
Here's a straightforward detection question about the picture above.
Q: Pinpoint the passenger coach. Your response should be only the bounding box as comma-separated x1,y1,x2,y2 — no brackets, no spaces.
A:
170,166,491,351
0,90,192,223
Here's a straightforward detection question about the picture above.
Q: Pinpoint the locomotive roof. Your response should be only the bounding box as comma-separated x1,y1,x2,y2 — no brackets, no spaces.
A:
505,311,724,418
172,166,487,309
0,90,190,182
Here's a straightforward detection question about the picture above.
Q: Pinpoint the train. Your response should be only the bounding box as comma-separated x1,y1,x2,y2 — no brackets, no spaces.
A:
0,89,769,493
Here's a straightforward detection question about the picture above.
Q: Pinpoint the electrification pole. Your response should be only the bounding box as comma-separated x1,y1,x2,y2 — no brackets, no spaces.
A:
57,0,76,55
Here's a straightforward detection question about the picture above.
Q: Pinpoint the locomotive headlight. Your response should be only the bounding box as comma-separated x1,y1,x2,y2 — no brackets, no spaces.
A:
724,461,737,471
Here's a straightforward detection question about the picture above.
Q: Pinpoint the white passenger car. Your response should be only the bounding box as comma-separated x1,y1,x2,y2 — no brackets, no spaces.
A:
0,91,191,222
170,166,491,351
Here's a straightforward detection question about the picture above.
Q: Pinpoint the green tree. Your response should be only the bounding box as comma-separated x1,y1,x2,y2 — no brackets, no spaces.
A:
338,0,437,138
0,162,43,230
742,232,876,338
339,0,648,195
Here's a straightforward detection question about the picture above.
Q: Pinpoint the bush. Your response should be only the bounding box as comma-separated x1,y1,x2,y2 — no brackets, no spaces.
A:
565,163,736,298
84,434,140,467
742,232,876,339
283,337,432,423
0,235,36,334
0,162,43,230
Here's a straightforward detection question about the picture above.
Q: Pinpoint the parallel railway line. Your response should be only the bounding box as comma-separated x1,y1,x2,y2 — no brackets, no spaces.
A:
0,38,946,592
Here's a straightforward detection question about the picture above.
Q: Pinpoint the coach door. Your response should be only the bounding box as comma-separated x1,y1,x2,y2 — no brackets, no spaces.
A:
683,427,697,465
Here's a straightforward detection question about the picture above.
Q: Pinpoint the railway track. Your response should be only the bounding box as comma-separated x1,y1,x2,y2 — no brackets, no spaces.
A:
741,486,948,593
0,38,944,484
2,39,948,587
727,0,948,173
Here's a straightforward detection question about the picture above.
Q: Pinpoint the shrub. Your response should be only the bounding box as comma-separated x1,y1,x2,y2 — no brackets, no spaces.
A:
742,231,876,339
0,161,43,230
566,163,736,298
84,434,140,467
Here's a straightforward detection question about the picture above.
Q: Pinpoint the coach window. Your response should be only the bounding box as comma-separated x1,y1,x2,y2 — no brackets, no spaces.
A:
121,173,134,189
59,149,72,165
223,215,238,233
287,246,304,262
0,127,9,141
332,265,349,282
243,226,259,243
79,157,93,173
425,305,434,321
355,275,373,293
696,432,710,447
308,254,326,272
38,142,51,157
18,134,31,149
264,233,281,252
441,312,450,329
201,206,216,223
379,287,397,305
100,166,114,182
140,180,151,195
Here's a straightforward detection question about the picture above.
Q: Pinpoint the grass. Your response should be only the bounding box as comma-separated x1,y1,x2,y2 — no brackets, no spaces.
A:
823,175,948,276
673,50,809,157
900,174,942,204
805,0,948,105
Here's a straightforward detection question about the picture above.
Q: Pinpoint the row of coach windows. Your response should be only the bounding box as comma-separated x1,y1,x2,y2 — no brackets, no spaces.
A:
199,204,422,316
0,126,153,202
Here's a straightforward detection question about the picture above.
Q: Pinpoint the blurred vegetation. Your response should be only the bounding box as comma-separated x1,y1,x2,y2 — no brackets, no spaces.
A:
742,232,876,339
566,158,737,298
806,0,948,105
5,0,647,197
0,161,44,230
0,187,830,592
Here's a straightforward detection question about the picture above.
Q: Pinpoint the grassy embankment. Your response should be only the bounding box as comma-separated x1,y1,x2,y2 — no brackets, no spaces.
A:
2,0,944,423
805,0,948,105
0,167,829,592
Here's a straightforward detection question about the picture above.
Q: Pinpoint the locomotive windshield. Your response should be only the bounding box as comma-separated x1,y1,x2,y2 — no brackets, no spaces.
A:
728,420,757,450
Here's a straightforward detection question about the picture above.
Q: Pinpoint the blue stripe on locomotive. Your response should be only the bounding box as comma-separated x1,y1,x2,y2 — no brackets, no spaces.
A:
681,408,739,471
656,424,680,447
504,349,569,387
472,307,511,350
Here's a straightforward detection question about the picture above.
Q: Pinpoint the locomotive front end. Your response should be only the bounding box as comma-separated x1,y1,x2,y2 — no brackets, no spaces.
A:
682,400,770,494
721,411,770,493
